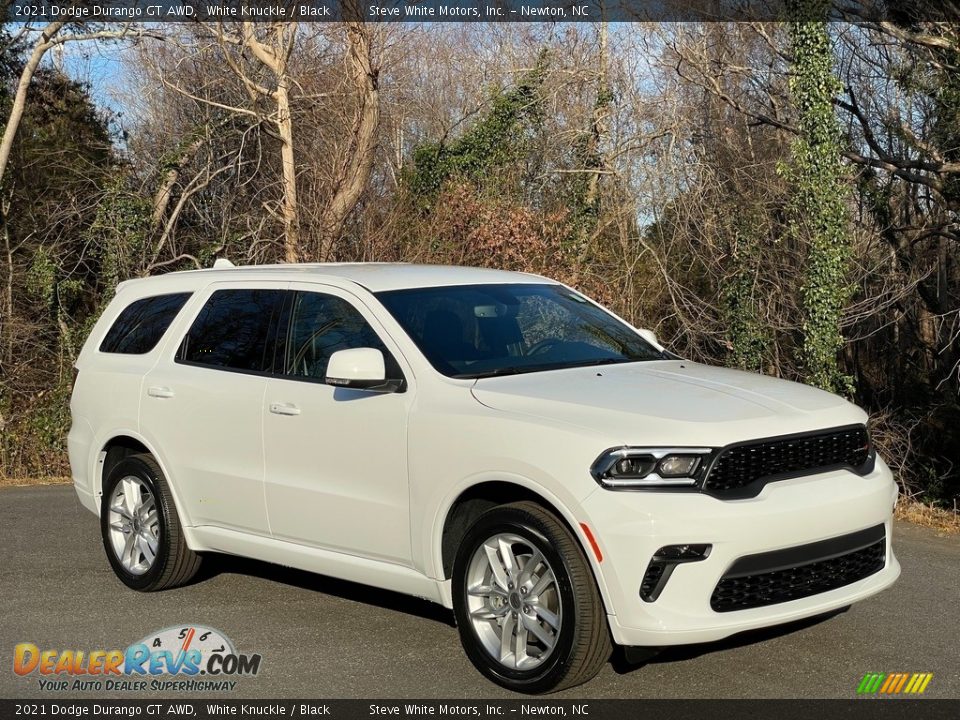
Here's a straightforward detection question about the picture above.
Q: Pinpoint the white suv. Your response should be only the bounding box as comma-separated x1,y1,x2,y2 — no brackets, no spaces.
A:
69,262,900,693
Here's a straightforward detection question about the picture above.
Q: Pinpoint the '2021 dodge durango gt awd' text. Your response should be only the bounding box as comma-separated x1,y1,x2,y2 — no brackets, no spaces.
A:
69,262,900,693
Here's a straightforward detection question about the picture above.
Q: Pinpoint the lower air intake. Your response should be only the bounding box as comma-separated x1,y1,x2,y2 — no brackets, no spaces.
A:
710,525,886,612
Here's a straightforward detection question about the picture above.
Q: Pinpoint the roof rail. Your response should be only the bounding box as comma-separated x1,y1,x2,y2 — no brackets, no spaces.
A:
212,258,236,269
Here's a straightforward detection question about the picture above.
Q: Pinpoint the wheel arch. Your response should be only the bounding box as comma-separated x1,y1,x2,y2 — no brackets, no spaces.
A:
96,432,196,543
99,435,151,491
436,478,613,616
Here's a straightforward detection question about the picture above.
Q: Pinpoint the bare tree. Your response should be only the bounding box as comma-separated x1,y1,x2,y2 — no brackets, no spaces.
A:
314,22,380,260
0,22,160,186
146,21,381,263
145,22,301,261
193,22,302,262
0,22,159,376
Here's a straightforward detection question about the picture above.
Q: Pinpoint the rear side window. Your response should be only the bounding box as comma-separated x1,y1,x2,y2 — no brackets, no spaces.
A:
177,289,285,373
99,293,191,355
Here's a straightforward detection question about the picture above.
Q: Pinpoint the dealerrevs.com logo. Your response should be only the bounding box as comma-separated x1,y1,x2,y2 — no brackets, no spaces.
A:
13,625,261,693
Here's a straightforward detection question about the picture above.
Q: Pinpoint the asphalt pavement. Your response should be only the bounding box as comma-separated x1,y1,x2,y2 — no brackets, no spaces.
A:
1,485,957,699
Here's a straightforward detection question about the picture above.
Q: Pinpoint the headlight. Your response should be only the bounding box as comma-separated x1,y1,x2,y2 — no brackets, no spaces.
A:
590,447,712,488
657,455,701,477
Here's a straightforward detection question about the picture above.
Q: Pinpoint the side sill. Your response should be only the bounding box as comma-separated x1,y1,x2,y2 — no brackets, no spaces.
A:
190,526,446,605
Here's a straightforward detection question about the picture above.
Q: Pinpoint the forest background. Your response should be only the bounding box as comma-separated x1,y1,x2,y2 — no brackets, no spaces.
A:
0,16,957,522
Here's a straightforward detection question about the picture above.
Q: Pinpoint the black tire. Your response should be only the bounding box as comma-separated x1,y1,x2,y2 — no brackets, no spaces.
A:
100,453,201,592
452,501,611,694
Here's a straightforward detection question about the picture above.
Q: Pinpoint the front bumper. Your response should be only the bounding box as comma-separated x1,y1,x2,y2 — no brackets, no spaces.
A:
582,456,900,647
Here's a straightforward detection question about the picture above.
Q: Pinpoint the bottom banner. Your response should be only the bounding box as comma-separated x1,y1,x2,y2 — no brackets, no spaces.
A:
1,699,959,720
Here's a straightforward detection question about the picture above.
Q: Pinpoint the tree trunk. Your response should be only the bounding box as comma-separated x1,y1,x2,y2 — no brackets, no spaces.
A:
276,78,300,263
238,22,301,263
1,201,13,371
584,20,609,211
150,132,209,231
573,20,611,271
787,6,854,393
0,22,67,186
317,22,380,261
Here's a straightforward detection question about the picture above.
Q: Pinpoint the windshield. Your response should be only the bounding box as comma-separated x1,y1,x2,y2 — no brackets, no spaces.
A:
376,283,666,379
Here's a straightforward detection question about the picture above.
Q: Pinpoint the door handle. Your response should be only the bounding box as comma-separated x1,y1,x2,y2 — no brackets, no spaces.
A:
147,386,175,399
269,402,301,416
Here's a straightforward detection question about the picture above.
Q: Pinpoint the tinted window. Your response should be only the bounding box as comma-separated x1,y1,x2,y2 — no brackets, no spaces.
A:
178,289,285,372
282,291,391,381
99,293,191,355
376,283,664,378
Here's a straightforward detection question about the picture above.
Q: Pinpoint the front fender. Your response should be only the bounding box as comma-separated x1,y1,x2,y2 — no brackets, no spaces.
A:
424,470,615,616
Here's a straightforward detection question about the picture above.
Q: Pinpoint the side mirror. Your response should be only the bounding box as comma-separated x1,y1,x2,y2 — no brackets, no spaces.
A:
637,328,660,347
326,348,387,390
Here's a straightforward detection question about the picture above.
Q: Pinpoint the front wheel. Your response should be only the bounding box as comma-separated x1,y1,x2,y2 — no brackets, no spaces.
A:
452,501,611,693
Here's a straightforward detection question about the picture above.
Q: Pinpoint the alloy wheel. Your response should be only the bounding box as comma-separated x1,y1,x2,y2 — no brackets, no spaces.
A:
465,532,563,671
106,475,160,576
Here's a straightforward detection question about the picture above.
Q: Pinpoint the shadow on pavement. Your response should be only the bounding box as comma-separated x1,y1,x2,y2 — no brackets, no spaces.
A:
611,606,850,674
198,552,457,627
194,549,850,676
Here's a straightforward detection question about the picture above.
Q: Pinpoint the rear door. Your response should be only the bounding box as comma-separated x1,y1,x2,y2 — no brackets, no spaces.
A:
140,282,287,535
262,283,415,564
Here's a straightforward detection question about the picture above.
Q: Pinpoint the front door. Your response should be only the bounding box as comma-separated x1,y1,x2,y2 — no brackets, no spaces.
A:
262,285,414,565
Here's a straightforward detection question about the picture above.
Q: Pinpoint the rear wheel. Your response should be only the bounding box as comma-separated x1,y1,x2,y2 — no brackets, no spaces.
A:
452,501,611,693
100,453,201,591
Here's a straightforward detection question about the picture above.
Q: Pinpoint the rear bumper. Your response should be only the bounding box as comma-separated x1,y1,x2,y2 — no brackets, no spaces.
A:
582,457,900,647
67,416,98,515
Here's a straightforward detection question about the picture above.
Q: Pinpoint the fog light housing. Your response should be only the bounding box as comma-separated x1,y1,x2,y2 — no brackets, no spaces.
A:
655,543,711,561
639,544,712,602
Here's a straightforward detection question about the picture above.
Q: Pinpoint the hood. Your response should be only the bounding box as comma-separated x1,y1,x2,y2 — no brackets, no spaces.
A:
470,360,866,447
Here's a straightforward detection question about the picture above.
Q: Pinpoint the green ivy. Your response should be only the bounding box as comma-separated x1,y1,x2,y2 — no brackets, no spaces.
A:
561,94,607,254
404,51,548,204
723,210,770,372
25,246,57,308
785,1,855,394
84,174,152,301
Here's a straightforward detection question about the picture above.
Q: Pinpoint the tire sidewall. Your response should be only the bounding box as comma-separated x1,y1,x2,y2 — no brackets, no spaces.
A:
452,507,579,693
100,456,170,591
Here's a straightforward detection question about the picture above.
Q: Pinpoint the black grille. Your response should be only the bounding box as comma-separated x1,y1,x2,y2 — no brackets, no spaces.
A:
710,528,886,613
703,426,871,494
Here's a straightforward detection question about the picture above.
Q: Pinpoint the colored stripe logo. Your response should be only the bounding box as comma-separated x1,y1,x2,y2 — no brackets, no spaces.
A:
857,672,933,695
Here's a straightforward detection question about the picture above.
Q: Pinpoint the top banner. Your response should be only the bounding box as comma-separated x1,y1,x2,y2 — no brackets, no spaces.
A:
6,0,960,22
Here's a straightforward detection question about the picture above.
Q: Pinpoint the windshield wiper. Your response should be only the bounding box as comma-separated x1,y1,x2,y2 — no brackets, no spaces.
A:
453,358,630,380
568,358,628,368
452,366,534,379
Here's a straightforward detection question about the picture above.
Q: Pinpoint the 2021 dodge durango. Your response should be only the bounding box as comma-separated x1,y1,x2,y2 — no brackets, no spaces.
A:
69,262,900,693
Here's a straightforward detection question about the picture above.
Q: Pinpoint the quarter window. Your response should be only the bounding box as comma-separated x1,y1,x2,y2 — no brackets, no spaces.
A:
178,289,285,373
99,293,191,355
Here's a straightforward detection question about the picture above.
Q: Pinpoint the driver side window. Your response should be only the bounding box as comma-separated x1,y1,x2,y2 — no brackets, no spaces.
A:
282,291,392,382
